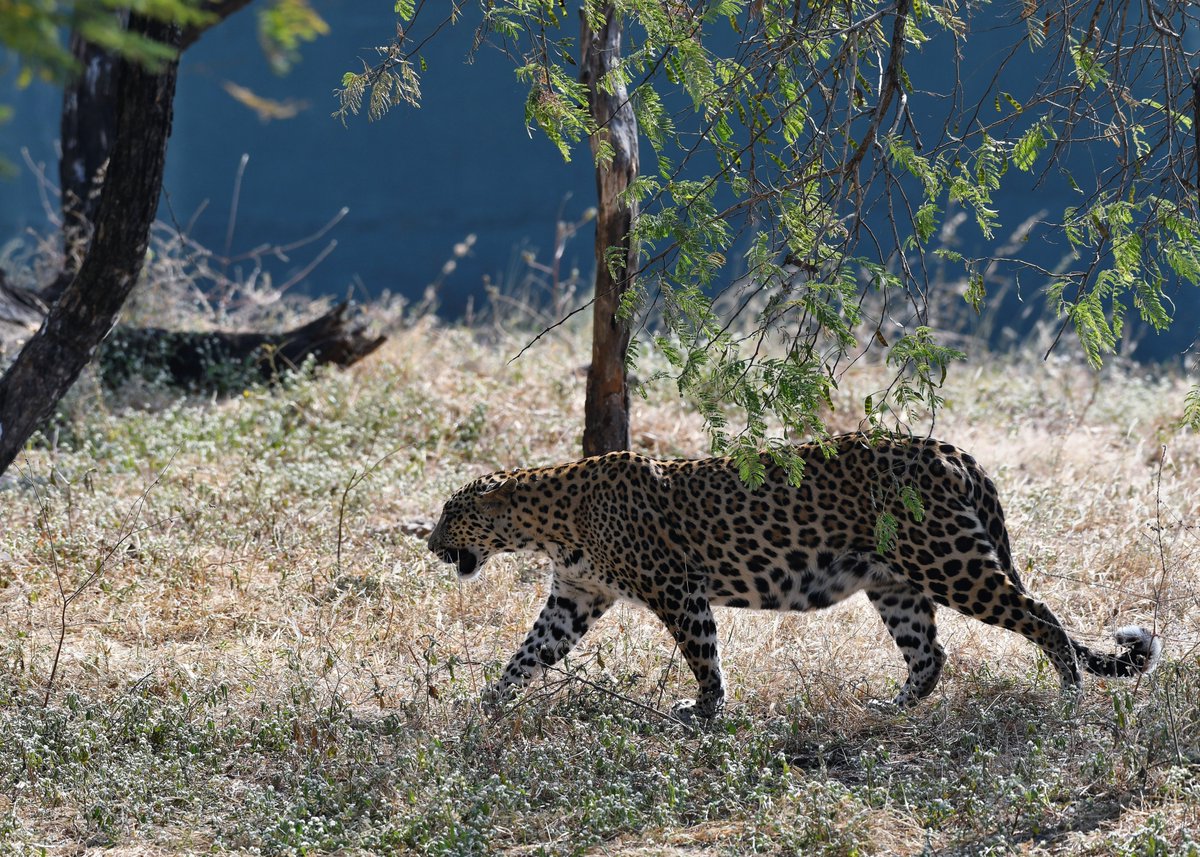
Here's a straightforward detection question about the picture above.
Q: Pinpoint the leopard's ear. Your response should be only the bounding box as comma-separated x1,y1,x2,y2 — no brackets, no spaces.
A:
478,477,516,511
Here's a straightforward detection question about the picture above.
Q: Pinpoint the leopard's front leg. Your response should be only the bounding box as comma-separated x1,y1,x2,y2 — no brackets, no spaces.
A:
487,577,613,707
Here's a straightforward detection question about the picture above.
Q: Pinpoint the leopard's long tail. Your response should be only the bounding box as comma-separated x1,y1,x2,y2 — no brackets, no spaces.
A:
1073,626,1162,678
963,454,1162,680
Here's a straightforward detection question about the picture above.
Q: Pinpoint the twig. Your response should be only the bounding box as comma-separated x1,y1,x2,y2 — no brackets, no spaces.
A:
842,0,912,179
521,663,682,725
29,462,68,709
1148,443,1180,762
506,294,598,365
454,580,482,700
336,447,406,575
577,671,682,724
227,206,351,265
1150,444,1171,638
19,148,62,226
222,153,249,272
276,240,338,294
36,448,178,706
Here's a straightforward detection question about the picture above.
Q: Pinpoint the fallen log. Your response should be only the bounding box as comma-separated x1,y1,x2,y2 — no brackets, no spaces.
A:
99,302,386,391
2,271,386,393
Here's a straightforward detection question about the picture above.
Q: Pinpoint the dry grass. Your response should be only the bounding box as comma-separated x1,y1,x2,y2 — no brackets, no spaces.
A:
0,313,1198,855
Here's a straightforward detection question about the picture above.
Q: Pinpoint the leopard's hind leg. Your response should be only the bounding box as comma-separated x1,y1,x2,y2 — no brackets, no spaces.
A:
903,533,1084,692
652,592,725,721
866,578,946,707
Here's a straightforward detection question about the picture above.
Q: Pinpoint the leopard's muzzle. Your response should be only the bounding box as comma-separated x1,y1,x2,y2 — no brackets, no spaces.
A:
438,548,479,578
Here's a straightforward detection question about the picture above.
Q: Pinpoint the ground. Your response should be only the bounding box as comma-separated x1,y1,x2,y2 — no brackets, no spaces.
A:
0,313,1197,855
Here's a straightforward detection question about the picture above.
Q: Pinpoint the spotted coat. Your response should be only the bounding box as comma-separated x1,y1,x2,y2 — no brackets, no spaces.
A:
427,434,1161,717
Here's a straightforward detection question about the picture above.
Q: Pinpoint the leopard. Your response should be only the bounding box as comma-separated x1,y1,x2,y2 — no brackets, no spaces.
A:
427,433,1161,719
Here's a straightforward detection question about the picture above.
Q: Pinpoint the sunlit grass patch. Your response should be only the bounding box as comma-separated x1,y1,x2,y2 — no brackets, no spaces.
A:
0,313,1197,853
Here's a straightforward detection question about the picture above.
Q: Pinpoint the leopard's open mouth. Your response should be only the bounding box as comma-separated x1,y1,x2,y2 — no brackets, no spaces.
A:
439,548,478,578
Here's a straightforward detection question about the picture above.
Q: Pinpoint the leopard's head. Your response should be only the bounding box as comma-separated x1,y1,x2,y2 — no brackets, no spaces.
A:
427,475,523,580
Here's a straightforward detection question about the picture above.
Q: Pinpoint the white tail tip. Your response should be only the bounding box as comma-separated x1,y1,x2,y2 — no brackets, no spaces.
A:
1114,625,1162,675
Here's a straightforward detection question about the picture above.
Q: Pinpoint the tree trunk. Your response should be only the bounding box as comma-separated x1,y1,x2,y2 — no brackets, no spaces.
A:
56,21,123,295
0,14,181,475
580,6,639,458
45,2,254,304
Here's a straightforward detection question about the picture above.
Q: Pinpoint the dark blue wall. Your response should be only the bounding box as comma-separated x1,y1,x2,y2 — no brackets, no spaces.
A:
2,4,1196,359
2,1,598,310
168,2,599,308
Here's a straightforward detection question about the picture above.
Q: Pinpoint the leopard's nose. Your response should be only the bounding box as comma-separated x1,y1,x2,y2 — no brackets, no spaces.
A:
427,523,444,553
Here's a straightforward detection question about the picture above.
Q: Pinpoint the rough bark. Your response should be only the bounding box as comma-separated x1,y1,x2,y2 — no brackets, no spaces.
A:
0,14,181,475
47,3,253,304
580,6,639,458
57,25,122,295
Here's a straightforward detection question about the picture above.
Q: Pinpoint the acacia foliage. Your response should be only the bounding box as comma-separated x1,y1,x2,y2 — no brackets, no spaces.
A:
0,0,327,80
0,1,206,82
347,1,1200,467
0,1,327,176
